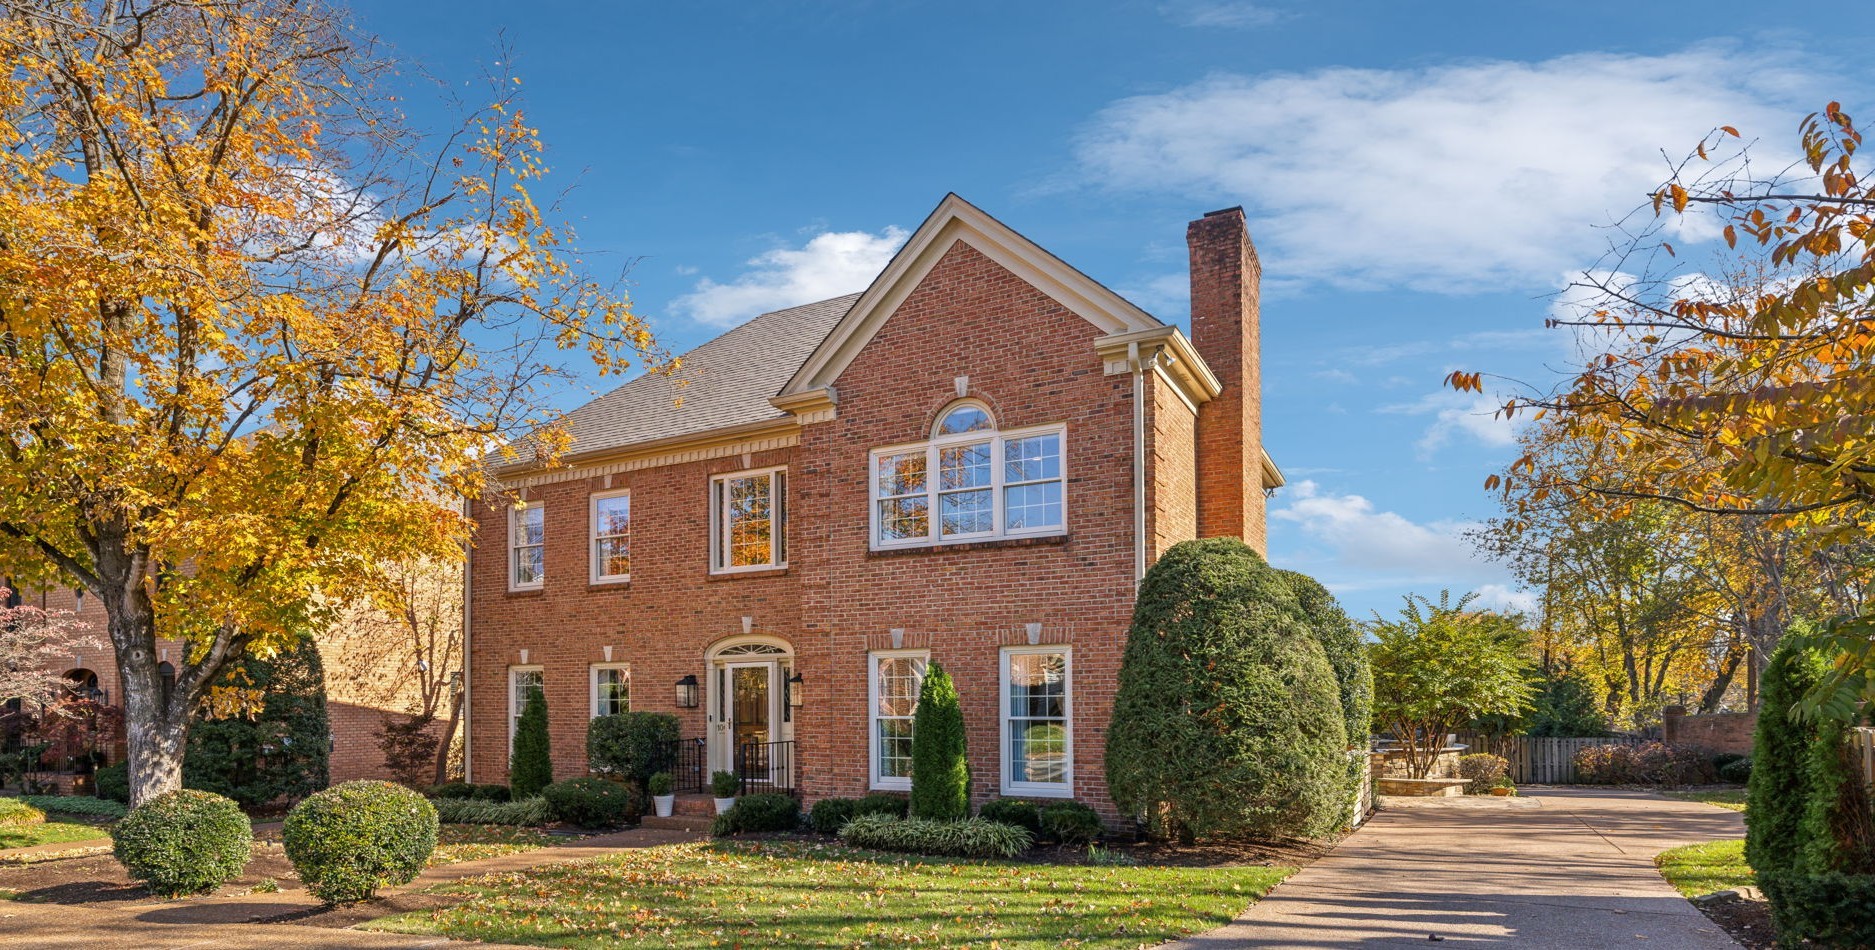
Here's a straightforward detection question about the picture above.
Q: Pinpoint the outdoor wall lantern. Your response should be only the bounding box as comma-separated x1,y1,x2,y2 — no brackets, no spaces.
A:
675,674,701,709
786,671,805,708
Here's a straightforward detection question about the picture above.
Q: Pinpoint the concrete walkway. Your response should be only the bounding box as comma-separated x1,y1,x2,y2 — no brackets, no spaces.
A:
0,824,705,948
1169,788,1746,949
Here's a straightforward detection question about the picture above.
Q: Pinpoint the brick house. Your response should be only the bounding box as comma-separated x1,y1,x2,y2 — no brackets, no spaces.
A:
465,195,1281,821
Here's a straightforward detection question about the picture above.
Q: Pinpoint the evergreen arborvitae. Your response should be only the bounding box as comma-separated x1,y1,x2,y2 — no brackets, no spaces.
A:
1524,671,1608,737
184,634,331,807
1747,630,1831,881
1108,539,1347,841
908,662,969,820
1278,570,1372,748
509,684,553,799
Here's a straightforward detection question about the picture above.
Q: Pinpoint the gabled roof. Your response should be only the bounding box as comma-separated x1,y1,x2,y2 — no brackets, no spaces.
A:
508,293,857,470
778,193,1176,401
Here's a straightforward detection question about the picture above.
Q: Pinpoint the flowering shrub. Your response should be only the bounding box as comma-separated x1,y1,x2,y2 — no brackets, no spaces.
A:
1456,753,1510,794
1573,741,1715,785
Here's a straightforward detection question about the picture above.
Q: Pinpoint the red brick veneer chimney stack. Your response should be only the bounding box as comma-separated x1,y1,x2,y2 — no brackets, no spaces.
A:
1187,206,1267,554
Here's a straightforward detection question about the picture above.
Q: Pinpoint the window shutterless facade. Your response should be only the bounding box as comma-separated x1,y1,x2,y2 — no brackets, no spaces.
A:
870,402,1066,550
509,501,545,590
867,650,928,790
590,663,630,717
509,666,544,749
710,467,787,573
1000,646,1072,797
589,489,631,584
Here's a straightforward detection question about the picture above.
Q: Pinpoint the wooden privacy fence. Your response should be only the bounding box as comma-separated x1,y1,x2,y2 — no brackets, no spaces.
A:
1456,733,1646,785
1854,727,1875,793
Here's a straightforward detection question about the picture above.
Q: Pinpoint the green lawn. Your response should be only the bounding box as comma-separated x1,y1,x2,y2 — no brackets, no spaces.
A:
429,824,557,867
0,821,112,850
1663,789,1747,812
1656,839,1752,898
367,839,1292,948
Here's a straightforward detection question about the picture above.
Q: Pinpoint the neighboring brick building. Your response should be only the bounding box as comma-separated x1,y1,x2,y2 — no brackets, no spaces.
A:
466,195,1282,822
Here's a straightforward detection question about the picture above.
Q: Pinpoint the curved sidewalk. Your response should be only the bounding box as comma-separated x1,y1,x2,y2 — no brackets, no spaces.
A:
1169,788,1745,949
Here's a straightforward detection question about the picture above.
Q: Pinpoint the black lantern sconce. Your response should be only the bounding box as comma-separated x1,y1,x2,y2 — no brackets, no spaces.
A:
674,674,700,709
786,671,805,708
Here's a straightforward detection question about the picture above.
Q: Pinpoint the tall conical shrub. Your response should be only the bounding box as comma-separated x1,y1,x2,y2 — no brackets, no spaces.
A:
909,662,969,820
510,685,553,799
1107,538,1347,841
1747,630,1831,882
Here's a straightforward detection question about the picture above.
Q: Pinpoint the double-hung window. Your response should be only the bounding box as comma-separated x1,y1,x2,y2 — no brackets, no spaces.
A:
1001,646,1072,796
868,650,928,790
590,490,631,584
509,501,544,590
590,663,629,717
710,467,786,573
870,402,1065,549
509,666,544,748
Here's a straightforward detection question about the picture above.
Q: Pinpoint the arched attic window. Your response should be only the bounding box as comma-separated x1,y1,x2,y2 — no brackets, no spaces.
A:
871,399,1066,548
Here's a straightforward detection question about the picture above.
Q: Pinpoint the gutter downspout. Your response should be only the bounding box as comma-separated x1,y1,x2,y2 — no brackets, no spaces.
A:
460,495,474,783
1129,342,1148,587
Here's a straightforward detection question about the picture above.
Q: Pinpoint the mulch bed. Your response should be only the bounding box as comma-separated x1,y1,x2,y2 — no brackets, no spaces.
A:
0,841,301,905
1694,897,1774,950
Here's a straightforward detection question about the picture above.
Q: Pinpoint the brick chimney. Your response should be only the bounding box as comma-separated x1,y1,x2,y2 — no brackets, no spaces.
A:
1188,207,1267,553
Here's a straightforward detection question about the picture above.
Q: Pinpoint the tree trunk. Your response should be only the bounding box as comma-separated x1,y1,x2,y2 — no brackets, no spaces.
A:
100,586,189,806
432,687,462,787
1697,641,1746,714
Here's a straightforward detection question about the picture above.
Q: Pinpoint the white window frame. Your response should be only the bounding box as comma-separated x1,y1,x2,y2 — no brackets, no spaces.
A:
868,413,1068,551
709,466,788,574
867,649,929,791
588,489,632,585
508,501,545,591
999,645,1073,798
589,662,631,718
508,665,544,753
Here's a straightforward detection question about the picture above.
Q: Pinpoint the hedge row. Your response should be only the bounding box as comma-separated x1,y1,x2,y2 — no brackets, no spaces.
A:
837,814,1032,858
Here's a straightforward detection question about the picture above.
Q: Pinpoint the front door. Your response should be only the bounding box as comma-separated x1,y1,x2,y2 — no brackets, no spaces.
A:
714,660,780,776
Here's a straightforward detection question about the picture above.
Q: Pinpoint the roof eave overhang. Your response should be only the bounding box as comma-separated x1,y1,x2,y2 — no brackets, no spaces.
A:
1092,325,1223,407
489,415,801,483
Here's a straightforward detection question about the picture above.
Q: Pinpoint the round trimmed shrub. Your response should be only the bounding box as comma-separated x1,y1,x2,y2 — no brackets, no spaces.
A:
909,662,969,820
284,780,438,904
1457,754,1510,795
1039,800,1103,845
1718,756,1751,785
542,777,635,827
94,761,130,804
712,792,800,836
470,783,512,802
426,781,475,800
854,793,909,819
809,797,859,834
113,789,252,897
977,798,1041,836
1107,538,1349,841
0,798,46,827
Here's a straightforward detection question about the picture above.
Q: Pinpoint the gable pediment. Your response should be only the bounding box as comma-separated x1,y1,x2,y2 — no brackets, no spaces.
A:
776,194,1183,404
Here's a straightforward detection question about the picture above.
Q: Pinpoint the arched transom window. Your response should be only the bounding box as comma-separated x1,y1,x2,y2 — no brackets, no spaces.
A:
870,401,1066,548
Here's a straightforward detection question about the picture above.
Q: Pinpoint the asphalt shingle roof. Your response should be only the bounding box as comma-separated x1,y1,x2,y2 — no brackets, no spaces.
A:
525,293,859,467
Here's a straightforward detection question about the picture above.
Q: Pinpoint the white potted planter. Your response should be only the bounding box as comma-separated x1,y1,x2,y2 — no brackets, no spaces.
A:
649,772,675,818
710,770,739,815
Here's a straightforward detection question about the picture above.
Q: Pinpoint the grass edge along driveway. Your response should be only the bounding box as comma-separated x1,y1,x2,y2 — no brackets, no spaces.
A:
1655,839,1753,898
365,839,1293,949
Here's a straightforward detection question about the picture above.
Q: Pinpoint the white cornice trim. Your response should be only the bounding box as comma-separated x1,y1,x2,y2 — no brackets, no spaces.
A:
768,386,838,425
1093,326,1221,408
781,193,1167,397
1262,450,1286,489
496,425,800,488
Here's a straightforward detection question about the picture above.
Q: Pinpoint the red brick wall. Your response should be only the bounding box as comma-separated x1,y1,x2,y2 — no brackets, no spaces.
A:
1663,707,1757,756
1149,373,1199,560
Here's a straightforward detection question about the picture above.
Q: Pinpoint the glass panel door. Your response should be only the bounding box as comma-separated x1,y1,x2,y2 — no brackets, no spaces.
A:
731,664,772,748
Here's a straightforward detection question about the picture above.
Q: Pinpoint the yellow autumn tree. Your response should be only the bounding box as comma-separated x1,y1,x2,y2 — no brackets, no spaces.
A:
1451,102,1875,718
0,1,655,802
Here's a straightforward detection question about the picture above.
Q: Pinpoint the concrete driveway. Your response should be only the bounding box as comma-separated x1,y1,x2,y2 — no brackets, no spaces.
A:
1169,787,1746,949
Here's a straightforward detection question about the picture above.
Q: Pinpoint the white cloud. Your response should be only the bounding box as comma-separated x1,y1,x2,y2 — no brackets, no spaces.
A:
672,226,908,327
1380,391,1522,458
1271,480,1521,612
1072,47,1809,291
1158,1,1284,28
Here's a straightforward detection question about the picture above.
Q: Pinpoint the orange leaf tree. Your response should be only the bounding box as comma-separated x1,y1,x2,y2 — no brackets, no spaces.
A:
0,1,655,802
1453,103,1875,718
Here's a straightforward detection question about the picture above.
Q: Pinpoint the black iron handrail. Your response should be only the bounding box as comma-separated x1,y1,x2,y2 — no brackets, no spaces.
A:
734,739,795,795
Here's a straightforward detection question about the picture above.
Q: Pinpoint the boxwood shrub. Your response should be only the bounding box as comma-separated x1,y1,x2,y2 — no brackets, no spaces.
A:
284,780,438,903
1760,870,1875,948
587,712,680,783
713,793,800,836
838,814,1031,859
94,761,130,804
542,777,636,827
0,797,45,827
853,792,909,819
433,796,548,826
112,789,252,897
976,798,1041,836
426,781,475,800
808,797,859,834
1039,800,1103,845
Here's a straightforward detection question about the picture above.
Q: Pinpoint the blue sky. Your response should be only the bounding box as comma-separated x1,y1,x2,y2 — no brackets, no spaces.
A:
357,0,1866,620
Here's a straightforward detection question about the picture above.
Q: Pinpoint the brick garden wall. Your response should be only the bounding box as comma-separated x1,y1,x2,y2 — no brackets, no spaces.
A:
1662,706,1757,755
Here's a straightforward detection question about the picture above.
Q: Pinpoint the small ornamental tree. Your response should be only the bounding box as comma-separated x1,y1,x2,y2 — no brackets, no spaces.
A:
184,634,330,807
1368,591,1535,779
1107,538,1348,842
509,684,553,799
908,662,969,820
